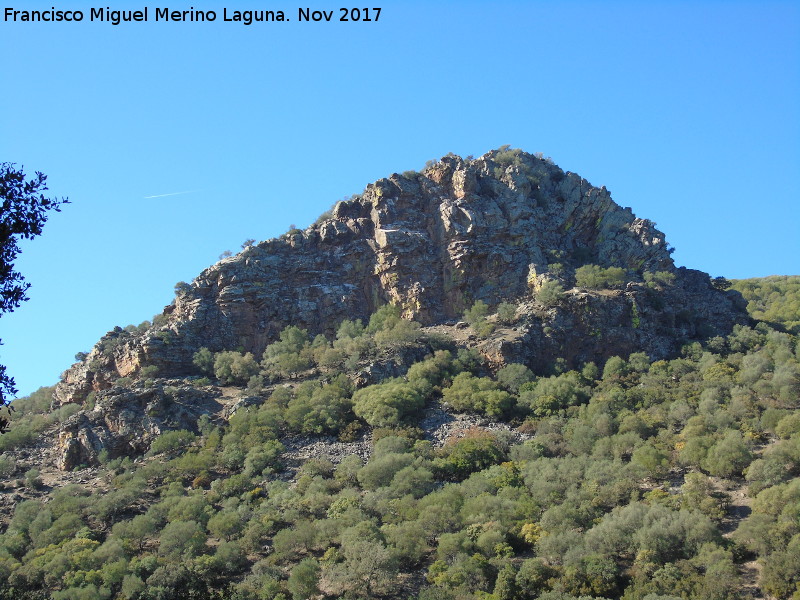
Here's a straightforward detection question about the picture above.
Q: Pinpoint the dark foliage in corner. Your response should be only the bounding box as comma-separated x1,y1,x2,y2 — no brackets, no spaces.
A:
0,163,67,429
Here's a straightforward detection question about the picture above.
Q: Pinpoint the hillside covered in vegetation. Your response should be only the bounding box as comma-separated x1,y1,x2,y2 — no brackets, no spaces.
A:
731,277,800,335
0,151,797,600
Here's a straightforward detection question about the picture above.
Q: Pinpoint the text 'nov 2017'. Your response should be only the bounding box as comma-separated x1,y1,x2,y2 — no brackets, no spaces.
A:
3,6,383,26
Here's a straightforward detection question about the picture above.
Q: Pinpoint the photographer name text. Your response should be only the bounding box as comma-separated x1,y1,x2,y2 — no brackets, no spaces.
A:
3,6,382,25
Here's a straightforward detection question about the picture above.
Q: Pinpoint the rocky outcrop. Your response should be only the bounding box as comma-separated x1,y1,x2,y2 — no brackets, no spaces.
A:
54,149,746,406
55,383,222,470
477,268,748,372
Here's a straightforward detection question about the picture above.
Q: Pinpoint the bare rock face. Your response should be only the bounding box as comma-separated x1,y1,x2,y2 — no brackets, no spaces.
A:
55,384,222,470
477,269,747,373
54,149,746,406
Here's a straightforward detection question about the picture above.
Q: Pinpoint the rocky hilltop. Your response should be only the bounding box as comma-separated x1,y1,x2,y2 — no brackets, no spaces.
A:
55,148,747,409
6,150,793,600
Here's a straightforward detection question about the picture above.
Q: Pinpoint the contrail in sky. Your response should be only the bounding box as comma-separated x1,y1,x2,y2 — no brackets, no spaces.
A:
143,190,199,199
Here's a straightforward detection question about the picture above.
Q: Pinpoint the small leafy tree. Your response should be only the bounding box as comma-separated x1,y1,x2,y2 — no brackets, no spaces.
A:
631,443,669,478
711,276,731,291
0,163,68,423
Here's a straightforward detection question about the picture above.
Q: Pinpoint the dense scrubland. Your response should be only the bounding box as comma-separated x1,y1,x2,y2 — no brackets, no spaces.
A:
0,276,798,600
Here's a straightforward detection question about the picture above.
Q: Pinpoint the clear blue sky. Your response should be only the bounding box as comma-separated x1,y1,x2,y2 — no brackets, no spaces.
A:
1,0,798,398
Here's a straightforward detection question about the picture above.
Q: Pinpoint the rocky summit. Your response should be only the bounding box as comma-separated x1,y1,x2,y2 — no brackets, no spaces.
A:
46,148,749,471
55,148,745,409
6,150,795,600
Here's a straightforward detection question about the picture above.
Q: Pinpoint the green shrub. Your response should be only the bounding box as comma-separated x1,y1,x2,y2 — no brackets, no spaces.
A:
406,350,455,397
352,381,424,428
497,363,534,393
603,356,628,380
516,558,558,597
575,264,626,289
537,280,565,306
0,387,59,452
148,430,197,456
157,520,206,558
375,318,422,347
496,302,517,324
492,146,535,181
192,347,214,375
243,440,284,477
631,443,669,478
474,320,495,338
24,467,42,489
288,558,321,600
214,351,260,385
702,430,753,478
286,381,352,435
272,521,317,561
367,304,403,333
680,472,729,520
140,365,159,379
0,421,36,451
463,300,489,327
246,374,265,395
262,326,313,379
0,455,17,477
321,538,398,597
775,413,800,439
442,372,514,418
357,452,415,490
207,509,245,541
644,270,676,288
518,371,589,416
435,432,505,480
337,318,365,339
730,275,800,333
362,304,423,348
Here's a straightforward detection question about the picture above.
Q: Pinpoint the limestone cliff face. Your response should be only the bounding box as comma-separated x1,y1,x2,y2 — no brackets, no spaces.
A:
54,149,744,406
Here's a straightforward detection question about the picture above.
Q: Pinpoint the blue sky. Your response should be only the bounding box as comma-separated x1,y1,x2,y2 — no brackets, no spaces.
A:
1,0,798,397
